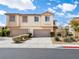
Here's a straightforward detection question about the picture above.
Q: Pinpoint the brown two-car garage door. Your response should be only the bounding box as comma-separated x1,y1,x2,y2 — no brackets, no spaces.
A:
33,29,51,37
10,29,28,36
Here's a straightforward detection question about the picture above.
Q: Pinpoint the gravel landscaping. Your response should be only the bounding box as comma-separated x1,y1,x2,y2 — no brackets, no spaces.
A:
52,37,79,45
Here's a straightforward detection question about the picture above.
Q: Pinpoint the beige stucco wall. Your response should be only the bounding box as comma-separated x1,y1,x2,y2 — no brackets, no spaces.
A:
16,15,20,26
6,15,20,27
19,13,53,27
6,12,54,32
19,15,41,27
40,15,53,26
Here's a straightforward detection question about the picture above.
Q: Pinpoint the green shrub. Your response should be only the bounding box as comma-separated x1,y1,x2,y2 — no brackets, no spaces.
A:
2,27,5,36
68,32,73,36
64,36,76,42
54,36,61,41
4,27,10,36
0,31,2,36
27,33,32,38
50,32,55,37
1,27,10,37
57,32,61,37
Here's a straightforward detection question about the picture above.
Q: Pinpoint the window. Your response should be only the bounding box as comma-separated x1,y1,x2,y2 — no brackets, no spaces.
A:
53,20,56,25
9,15,15,22
22,16,28,22
45,16,50,22
34,16,39,22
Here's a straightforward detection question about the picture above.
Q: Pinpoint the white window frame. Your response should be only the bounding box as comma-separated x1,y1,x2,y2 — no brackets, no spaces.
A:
34,16,39,22
22,16,28,23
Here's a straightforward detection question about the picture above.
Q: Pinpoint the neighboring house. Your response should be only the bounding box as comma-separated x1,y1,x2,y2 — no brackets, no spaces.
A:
5,11,56,37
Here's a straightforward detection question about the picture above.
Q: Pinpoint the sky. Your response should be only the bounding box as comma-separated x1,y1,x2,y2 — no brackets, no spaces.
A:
0,0,79,26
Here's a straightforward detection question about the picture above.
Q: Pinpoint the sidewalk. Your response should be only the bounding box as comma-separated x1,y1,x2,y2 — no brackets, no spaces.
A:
0,37,53,48
0,37,79,48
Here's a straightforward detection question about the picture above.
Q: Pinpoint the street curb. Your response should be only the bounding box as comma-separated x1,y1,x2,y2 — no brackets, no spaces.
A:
63,46,79,48
56,46,79,49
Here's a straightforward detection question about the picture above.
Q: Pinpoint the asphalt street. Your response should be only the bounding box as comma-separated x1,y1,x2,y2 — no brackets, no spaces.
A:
0,48,79,59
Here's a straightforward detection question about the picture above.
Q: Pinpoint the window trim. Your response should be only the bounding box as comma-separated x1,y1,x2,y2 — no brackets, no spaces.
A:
22,16,28,23
9,15,15,22
34,16,39,22
45,16,50,22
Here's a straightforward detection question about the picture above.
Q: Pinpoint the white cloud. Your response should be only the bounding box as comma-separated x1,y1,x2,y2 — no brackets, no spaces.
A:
57,3,77,12
47,3,51,5
0,0,36,10
0,22,5,26
67,13,79,18
0,10,7,15
56,22,67,27
48,8,55,13
53,7,57,10
49,0,60,3
74,1,79,4
31,0,35,2
56,12,64,16
48,8,65,16
49,0,52,1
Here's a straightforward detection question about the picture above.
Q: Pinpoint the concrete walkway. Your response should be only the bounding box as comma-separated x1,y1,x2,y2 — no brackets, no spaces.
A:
0,37,53,48
25,37,53,48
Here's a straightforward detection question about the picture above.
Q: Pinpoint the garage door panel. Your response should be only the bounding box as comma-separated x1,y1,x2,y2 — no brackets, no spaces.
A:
10,29,28,36
34,29,50,37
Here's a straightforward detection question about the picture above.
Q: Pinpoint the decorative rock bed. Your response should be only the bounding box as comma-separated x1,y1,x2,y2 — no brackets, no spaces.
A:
52,36,79,44
12,34,30,43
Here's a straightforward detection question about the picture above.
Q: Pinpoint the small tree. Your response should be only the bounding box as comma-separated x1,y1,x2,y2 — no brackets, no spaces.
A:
4,27,10,36
2,27,10,37
64,26,69,37
0,29,2,36
70,19,79,38
2,27,5,36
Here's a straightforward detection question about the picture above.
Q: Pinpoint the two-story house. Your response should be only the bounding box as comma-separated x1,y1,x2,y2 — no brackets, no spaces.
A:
5,11,56,37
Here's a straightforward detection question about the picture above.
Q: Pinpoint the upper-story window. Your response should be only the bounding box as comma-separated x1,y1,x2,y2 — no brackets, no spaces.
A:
34,16,39,22
53,20,56,25
22,16,28,22
9,15,15,22
45,16,50,22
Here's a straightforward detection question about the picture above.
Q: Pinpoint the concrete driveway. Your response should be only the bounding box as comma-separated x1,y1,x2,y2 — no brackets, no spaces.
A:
0,37,53,48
